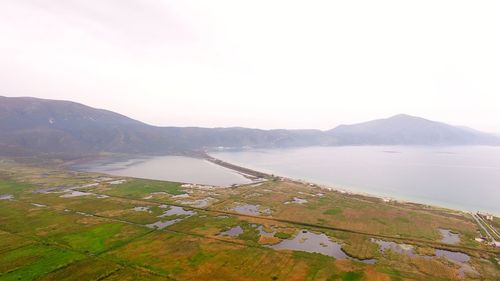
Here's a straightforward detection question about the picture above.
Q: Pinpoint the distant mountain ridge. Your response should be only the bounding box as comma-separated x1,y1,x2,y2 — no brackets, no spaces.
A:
0,96,329,157
1,96,499,158
328,114,500,145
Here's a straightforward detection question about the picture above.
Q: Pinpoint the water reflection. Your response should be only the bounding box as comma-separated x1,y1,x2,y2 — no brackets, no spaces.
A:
219,226,244,237
82,156,252,186
435,249,469,263
373,238,475,276
147,219,183,230
0,194,13,200
233,204,271,216
60,191,93,198
158,206,195,218
438,228,460,244
284,197,308,204
179,197,215,208
372,239,415,256
270,230,375,264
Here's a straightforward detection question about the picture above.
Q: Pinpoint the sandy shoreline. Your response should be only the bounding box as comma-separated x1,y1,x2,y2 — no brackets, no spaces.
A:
68,152,498,217
203,153,494,217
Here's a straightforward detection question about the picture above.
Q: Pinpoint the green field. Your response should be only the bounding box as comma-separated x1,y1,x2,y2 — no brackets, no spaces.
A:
0,160,498,280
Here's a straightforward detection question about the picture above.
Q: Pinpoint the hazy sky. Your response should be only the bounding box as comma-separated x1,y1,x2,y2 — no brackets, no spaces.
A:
1,1,500,132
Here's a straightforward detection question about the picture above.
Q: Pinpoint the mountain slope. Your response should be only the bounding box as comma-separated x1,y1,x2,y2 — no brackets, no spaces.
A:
0,96,182,156
0,96,327,157
1,97,499,158
328,114,500,145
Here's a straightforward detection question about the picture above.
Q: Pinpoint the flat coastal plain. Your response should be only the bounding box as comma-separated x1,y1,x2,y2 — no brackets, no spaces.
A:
0,159,499,281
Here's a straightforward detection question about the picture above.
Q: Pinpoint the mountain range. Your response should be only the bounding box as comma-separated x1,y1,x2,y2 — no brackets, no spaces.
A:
1,96,499,159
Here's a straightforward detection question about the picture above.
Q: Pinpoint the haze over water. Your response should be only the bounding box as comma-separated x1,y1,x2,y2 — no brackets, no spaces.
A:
211,146,500,216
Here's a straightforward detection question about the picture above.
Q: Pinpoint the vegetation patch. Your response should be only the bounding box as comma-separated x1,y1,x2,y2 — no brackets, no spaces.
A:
57,223,123,254
0,244,84,281
340,271,364,281
292,251,337,280
237,223,261,244
169,213,238,236
274,232,292,239
371,217,388,225
341,236,378,260
0,178,33,196
103,179,184,198
54,222,147,255
38,258,120,281
395,216,410,223
0,231,34,254
323,208,342,215
189,250,216,267
103,267,168,281
258,235,281,245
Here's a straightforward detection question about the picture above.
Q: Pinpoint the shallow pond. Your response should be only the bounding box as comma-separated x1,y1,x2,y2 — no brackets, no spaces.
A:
108,179,126,185
172,193,190,199
219,226,244,237
373,238,474,275
60,191,93,198
0,194,13,200
435,249,470,263
144,192,168,199
284,197,308,204
81,183,99,188
233,204,270,216
270,230,375,264
31,203,47,208
179,197,214,208
438,228,460,244
372,239,415,256
158,206,195,218
36,186,72,194
146,219,183,230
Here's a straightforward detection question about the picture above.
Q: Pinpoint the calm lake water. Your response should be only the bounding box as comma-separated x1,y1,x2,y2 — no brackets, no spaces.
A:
84,156,252,186
210,146,500,215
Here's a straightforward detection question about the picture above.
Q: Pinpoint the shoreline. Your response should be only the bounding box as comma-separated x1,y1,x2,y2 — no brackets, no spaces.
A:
62,152,498,218
202,153,498,218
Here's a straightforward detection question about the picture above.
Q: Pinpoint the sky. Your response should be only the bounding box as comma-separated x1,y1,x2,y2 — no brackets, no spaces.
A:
1,1,500,132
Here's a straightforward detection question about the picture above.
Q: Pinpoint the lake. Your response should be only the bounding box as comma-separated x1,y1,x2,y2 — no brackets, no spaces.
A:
83,155,252,186
210,146,500,215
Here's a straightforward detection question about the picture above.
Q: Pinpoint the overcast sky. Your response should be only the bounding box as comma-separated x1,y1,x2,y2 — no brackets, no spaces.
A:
1,1,499,132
